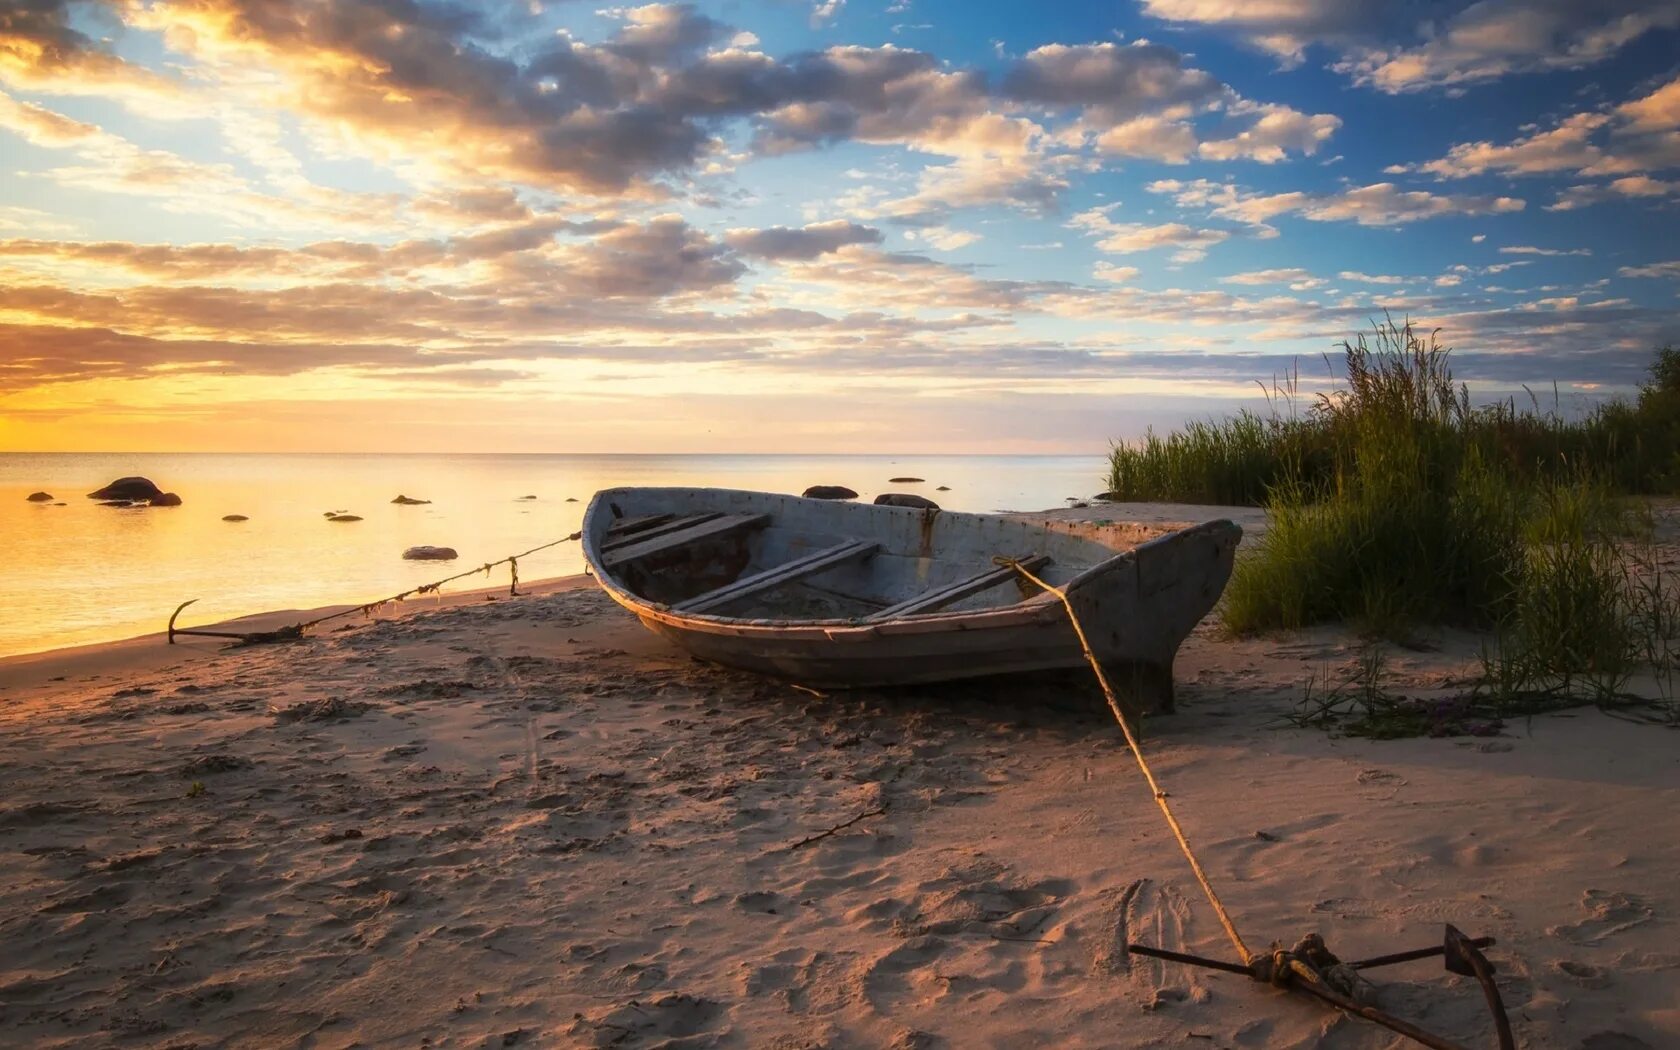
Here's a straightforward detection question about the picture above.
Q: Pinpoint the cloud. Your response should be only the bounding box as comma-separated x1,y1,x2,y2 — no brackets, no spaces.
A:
1403,74,1680,193
1220,268,1325,290
1338,271,1407,285
724,220,881,259
1500,245,1592,257
1150,178,1525,228
911,226,981,251
1547,176,1680,210
1193,102,1341,163
1141,0,1680,93
1620,261,1680,279
810,1,844,27
1068,205,1231,258
1000,42,1339,165
0,0,185,104
1000,41,1223,119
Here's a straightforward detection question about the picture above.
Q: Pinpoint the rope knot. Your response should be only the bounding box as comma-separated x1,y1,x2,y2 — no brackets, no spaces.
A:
1247,935,1373,1003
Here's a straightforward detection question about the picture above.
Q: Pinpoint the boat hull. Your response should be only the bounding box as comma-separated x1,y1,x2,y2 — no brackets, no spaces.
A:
582,488,1241,702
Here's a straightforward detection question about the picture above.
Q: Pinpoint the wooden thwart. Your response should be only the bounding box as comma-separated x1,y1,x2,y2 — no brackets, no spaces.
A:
675,540,880,614
605,513,674,538
600,512,722,553
602,513,770,570
866,553,1051,621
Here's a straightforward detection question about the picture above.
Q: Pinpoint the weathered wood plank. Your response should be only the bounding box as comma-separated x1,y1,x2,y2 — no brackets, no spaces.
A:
602,513,770,570
865,554,1051,621
605,513,674,537
675,540,880,614
600,512,722,553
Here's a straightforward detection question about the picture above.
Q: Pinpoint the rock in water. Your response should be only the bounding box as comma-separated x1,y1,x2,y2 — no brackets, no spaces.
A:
802,485,858,500
87,476,164,501
391,494,430,505
222,514,249,522
888,477,925,483
25,491,52,502
327,513,362,522
99,500,136,508
403,546,459,561
874,493,939,510
936,485,951,491
1095,491,1123,502
518,495,538,500
150,492,183,507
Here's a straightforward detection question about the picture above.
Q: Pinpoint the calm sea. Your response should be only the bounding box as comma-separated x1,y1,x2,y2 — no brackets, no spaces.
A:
0,453,1109,657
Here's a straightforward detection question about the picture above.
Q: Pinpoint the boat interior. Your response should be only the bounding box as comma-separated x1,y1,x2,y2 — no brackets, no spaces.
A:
591,491,1144,624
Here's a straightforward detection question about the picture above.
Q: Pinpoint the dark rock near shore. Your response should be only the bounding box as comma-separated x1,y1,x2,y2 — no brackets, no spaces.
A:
888,477,925,484
222,514,249,522
150,492,183,507
874,493,940,510
519,495,538,500
87,476,164,501
403,545,459,561
327,513,363,522
25,491,52,502
936,486,951,491
565,497,578,503
802,485,858,500
1095,491,1123,502
392,494,430,505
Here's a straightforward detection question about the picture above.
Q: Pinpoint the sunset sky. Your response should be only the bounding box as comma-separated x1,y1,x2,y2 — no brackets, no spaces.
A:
2,0,1678,452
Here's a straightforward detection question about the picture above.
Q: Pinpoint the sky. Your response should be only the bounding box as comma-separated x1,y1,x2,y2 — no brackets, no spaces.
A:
0,0,1677,453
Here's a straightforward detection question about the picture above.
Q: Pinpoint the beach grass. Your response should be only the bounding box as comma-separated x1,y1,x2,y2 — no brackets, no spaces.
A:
1112,317,1680,730
1105,319,1680,506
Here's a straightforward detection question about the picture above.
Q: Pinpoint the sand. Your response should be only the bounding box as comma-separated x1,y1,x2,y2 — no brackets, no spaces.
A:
1,511,1676,1049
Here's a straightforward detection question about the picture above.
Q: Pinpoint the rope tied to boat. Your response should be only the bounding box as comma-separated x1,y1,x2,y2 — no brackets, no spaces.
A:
168,532,583,646
992,553,1511,1050
991,554,1253,964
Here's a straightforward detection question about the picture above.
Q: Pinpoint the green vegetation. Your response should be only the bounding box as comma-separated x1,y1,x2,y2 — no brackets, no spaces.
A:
1106,319,1680,506
1107,317,1680,732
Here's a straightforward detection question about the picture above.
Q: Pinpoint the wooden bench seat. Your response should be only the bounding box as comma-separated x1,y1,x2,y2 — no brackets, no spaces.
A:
601,512,722,553
674,540,880,615
865,554,1051,621
601,513,770,570
605,513,675,538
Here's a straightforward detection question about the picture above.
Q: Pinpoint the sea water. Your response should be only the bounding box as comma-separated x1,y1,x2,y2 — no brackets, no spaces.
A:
0,453,1108,657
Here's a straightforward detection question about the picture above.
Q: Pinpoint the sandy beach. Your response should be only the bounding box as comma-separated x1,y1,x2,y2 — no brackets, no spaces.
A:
1,507,1676,1049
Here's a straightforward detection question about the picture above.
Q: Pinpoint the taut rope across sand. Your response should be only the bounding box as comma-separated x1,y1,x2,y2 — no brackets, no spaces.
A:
166,532,584,646
997,556,1515,1050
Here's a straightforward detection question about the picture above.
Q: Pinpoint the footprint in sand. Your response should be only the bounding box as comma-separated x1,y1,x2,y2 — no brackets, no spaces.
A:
1551,959,1613,988
566,992,728,1048
1548,889,1654,945
738,948,860,1016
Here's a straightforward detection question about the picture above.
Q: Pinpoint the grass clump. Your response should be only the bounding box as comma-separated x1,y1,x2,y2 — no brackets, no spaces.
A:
1106,322,1680,505
1114,315,1680,733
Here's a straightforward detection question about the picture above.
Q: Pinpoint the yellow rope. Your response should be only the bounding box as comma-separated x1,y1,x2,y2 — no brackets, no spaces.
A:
999,557,1254,966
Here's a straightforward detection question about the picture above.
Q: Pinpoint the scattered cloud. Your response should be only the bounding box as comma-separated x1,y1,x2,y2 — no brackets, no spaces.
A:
1150,178,1525,228
1620,261,1680,279
1220,268,1326,290
1140,0,1680,93
1500,245,1593,257
1068,205,1231,260
724,220,881,260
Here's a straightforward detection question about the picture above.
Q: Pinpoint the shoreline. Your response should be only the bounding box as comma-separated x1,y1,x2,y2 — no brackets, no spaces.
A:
0,500,1268,675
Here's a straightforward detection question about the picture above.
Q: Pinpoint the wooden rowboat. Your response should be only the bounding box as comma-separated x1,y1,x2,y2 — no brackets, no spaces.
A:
581,488,1240,709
